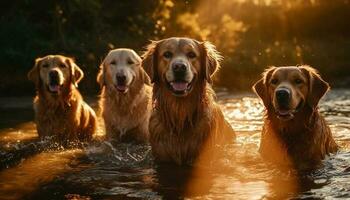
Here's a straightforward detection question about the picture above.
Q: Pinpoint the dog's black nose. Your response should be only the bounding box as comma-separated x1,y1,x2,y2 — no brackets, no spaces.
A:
49,70,58,78
172,62,187,73
116,74,126,84
276,88,290,106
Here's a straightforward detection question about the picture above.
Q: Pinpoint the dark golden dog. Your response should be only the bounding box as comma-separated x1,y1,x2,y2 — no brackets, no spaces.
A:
142,37,235,165
253,65,338,170
28,55,97,144
97,49,152,143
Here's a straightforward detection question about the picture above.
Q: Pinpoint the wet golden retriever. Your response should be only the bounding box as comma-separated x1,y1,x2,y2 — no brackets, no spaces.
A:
142,37,235,165
28,55,97,144
97,49,152,143
253,65,338,170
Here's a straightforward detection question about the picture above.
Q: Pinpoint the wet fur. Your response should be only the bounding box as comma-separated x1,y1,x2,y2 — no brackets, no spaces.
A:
142,38,235,165
97,50,152,143
253,65,338,170
28,55,97,144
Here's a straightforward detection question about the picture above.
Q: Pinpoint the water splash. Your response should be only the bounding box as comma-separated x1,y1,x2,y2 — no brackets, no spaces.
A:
0,90,349,199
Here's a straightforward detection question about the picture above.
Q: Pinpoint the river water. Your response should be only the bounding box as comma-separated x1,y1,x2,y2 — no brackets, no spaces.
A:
0,89,349,199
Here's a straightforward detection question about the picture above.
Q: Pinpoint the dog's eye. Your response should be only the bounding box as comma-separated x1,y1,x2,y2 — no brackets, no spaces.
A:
42,64,49,68
163,51,173,59
110,61,116,65
127,60,134,65
59,63,66,68
271,78,278,85
187,52,196,59
295,78,303,84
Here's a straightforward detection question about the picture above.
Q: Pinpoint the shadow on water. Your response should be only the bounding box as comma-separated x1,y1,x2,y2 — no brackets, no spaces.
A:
0,89,349,199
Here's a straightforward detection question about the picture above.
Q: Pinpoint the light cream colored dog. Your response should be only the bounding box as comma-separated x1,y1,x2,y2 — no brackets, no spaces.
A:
97,49,152,143
28,55,97,144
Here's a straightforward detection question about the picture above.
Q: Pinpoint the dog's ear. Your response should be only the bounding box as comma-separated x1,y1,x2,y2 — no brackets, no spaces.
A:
200,41,222,84
300,65,329,108
28,57,43,89
96,61,106,88
140,67,151,85
66,58,84,88
252,66,276,108
133,50,151,85
142,40,159,83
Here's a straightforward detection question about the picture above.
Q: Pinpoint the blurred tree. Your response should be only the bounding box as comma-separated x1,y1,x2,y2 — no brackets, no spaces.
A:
0,0,349,95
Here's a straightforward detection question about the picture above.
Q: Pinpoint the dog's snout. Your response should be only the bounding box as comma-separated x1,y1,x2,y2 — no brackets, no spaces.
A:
49,70,59,78
172,62,187,73
49,70,59,84
276,88,291,106
116,74,126,84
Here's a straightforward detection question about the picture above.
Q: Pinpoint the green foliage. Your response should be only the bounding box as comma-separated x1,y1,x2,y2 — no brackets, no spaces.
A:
0,0,349,96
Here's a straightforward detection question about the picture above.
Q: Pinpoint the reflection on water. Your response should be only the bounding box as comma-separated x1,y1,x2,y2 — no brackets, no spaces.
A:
0,89,349,199
0,149,84,200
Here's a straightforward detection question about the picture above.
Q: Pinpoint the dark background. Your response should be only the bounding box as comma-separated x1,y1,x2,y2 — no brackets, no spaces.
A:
1,0,349,96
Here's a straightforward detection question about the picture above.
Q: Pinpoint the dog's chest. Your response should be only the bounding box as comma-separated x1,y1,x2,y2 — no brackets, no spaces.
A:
104,96,148,130
112,112,139,130
37,105,76,134
150,114,212,164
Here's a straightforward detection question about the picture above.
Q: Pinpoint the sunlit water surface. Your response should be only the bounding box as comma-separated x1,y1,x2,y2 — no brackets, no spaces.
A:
0,89,349,200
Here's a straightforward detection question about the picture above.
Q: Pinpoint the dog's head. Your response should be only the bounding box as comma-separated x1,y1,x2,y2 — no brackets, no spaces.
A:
253,65,329,120
28,55,83,95
142,37,221,97
97,48,150,94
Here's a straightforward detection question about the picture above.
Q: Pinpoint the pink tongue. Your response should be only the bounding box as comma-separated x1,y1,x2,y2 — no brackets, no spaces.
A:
170,82,188,91
117,85,126,90
49,85,60,92
278,110,290,115
116,85,127,91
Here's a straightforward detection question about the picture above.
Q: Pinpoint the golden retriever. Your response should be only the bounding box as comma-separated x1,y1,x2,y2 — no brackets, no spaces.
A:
142,37,235,165
28,55,97,144
253,65,338,170
97,48,152,143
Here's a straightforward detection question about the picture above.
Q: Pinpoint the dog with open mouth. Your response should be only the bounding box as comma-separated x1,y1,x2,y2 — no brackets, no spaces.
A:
142,37,236,165
97,48,152,143
27,55,97,144
253,65,338,170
